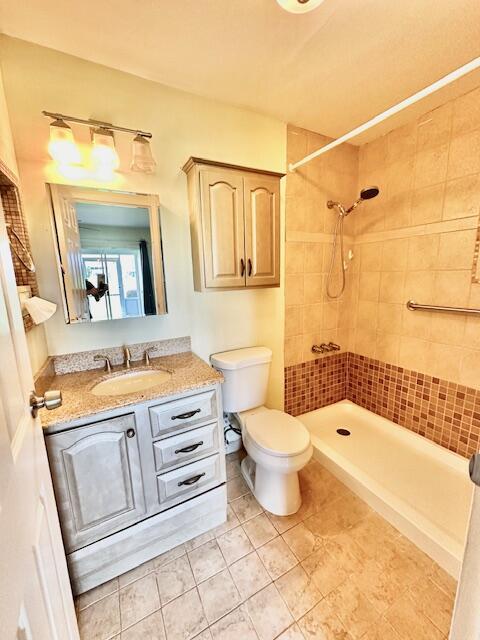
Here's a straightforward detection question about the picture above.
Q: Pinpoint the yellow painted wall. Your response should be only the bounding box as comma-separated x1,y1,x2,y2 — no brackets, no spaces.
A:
0,37,286,407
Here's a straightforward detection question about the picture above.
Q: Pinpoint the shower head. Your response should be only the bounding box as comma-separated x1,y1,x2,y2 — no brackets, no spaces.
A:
327,185,380,216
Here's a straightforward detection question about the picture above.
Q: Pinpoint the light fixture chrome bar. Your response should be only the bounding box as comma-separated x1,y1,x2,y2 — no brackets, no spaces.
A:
406,300,480,316
289,56,480,172
42,111,152,138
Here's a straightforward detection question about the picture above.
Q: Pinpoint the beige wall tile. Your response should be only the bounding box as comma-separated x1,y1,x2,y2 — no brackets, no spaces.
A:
375,332,400,364
286,242,305,274
377,303,402,334
304,243,324,273
452,86,480,136
303,303,323,335
401,306,431,340
357,301,378,331
304,274,324,305
379,272,405,304
399,336,429,372
429,313,465,346
284,336,303,367
433,270,471,307
414,144,449,189
381,238,409,272
416,102,452,151
360,242,383,271
404,270,436,305
426,343,464,382
285,306,304,337
359,271,381,302
447,130,480,180
443,174,480,220
437,229,476,270
384,191,411,230
286,195,306,233
460,349,480,387
387,122,416,163
285,275,304,306
407,235,439,271
387,158,415,196
410,183,445,225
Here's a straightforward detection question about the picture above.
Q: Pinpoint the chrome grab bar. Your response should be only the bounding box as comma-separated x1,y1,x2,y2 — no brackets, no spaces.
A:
406,300,480,316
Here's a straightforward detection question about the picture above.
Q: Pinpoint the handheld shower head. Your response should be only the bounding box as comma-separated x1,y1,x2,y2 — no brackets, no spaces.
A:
359,186,379,200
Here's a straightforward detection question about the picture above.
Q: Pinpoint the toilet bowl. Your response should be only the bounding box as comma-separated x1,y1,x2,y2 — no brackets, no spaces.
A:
237,406,313,515
210,346,313,516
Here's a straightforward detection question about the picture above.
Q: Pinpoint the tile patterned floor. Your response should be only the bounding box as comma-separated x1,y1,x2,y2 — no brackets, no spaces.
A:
76,452,457,640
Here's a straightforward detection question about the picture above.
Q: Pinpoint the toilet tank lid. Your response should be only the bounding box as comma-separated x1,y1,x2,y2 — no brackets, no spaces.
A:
210,347,272,370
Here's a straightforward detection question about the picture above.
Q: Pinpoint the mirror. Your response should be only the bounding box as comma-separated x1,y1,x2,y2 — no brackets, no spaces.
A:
48,184,167,323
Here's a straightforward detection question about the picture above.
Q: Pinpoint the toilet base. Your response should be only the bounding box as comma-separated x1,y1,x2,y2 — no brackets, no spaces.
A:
241,455,302,516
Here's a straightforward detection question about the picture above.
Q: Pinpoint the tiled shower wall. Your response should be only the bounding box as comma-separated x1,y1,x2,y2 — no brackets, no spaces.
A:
284,85,480,458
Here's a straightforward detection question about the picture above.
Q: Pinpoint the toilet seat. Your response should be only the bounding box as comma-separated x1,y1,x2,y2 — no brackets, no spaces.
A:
243,409,311,458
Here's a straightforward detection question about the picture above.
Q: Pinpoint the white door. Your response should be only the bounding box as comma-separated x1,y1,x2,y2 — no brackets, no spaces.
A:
0,199,79,639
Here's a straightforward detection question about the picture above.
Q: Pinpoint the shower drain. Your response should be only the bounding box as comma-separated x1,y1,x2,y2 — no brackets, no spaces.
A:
336,428,351,436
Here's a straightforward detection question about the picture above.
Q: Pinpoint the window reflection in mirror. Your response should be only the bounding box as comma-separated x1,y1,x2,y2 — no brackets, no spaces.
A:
48,185,167,324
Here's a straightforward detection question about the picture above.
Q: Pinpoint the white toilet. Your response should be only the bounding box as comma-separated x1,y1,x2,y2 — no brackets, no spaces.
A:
211,346,312,516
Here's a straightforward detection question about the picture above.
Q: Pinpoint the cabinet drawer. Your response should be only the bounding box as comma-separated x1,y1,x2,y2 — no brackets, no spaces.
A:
157,454,222,509
153,422,219,472
149,390,217,438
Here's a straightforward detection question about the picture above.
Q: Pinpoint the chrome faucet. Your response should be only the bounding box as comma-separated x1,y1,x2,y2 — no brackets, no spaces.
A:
124,346,132,369
144,347,155,366
94,354,112,372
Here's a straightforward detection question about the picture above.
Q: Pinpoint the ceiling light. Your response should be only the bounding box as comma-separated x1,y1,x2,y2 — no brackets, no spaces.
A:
47,119,81,165
131,134,156,174
276,0,325,13
91,127,120,171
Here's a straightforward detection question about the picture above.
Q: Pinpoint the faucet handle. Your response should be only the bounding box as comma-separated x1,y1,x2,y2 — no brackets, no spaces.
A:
328,342,341,351
144,347,155,366
124,346,132,369
94,354,112,372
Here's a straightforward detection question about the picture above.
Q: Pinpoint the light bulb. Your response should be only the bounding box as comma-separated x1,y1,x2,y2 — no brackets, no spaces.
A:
131,134,156,174
91,127,120,171
276,0,325,13
48,119,81,164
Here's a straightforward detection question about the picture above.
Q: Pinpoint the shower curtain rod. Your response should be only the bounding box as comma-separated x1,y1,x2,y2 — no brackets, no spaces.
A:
289,56,480,172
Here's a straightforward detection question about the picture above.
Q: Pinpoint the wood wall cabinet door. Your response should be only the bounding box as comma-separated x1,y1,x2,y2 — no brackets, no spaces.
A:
200,169,246,288
244,174,280,287
46,414,146,552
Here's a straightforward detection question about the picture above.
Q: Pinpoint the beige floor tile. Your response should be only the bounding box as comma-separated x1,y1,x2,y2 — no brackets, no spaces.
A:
408,577,454,636
120,610,165,640
276,624,305,640
184,531,215,553
323,532,369,576
257,536,298,580
217,525,254,565
246,583,294,640
188,540,226,583
226,456,241,480
242,513,278,548
385,591,444,640
275,565,322,620
266,509,303,534
348,513,400,564
429,563,458,599
209,604,258,640
119,560,155,589
197,569,242,624
298,599,351,640
301,547,349,597
78,592,121,640
76,577,119,611
326,578,380,639
304,493,371,538
120,573,160,630
153,544,186,569
213,505,240,538
192,630,212,640
156,556,195,605
162,588,208,640
229,551,271,599
282,522,323,561
360,618,401,640
227,476,250,501
351,559,405,615
230,494,263,523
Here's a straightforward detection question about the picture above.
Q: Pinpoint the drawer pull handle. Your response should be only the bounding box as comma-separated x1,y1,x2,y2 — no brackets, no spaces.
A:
178,472,205,487
171,409,201,421
126,428,136,438
175,441,204,455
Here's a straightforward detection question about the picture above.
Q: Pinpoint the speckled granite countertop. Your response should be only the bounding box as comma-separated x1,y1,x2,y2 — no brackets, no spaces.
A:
40,352,223,429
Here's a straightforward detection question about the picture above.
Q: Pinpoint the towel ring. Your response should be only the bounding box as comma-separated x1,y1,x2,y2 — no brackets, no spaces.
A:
5,223,36,273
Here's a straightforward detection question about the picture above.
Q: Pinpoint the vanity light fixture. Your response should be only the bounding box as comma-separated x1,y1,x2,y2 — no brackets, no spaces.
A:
42,111,155,174
47,118,81,165
91,127,120,172
276,0,325,13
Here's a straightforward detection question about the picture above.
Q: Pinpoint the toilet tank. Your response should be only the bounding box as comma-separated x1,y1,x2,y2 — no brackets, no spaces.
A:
210,347,272,413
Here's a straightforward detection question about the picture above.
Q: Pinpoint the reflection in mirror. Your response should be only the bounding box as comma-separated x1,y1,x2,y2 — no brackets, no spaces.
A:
48,185,167,323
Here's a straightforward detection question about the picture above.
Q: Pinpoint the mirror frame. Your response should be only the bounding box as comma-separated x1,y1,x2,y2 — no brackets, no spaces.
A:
47,183,167,323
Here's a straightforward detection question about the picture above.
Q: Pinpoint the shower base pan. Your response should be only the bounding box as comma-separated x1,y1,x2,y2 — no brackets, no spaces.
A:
298,400,473,577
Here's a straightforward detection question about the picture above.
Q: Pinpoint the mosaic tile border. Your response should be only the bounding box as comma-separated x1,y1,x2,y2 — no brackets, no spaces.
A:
285,352,480,458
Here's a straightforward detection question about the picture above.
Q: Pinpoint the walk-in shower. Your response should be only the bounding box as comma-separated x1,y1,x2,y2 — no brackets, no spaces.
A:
326,186,379,299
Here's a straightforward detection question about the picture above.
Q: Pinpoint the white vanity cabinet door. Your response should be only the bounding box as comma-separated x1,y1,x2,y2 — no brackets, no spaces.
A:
46,414,146,553
149,389,217,438
153,421,219,471
156,454,222,510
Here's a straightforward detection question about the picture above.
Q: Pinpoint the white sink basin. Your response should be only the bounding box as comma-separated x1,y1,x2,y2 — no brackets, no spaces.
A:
91,369,172,397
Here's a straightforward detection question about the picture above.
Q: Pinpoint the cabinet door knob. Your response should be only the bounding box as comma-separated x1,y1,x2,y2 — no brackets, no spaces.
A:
30,390,62,418
240,258,245,277
126,428,136,438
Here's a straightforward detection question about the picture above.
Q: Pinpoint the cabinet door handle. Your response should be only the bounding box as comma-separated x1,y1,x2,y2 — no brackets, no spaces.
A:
178,472,205,487
248,258,252,276
175,441,204,455
126,428,136,438
240,258,245,277
171,408,201,421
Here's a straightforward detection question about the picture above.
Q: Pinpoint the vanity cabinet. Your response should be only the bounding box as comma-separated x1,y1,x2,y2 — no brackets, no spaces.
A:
46,413,146,553
183,157,284,291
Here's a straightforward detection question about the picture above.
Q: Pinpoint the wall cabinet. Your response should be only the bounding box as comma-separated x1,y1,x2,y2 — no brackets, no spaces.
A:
183,157,284,291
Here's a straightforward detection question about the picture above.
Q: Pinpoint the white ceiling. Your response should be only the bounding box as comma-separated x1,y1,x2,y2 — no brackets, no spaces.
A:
1,0,480,143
